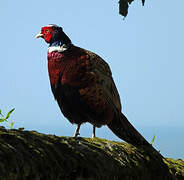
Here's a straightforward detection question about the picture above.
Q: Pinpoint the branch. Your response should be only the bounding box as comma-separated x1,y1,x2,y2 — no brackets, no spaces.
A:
0,126,183,179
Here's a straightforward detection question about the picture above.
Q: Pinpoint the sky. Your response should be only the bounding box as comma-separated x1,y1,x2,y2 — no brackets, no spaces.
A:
0,0,184,159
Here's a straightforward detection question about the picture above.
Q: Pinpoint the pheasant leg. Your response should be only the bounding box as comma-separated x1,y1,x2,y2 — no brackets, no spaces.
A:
74,124,81,137
92,125,96,138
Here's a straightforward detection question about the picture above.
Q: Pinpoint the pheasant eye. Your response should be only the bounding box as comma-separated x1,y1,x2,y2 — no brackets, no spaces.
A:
45,29,50,33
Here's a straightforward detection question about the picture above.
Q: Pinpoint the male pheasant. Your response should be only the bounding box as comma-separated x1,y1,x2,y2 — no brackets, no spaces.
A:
35,24,150,147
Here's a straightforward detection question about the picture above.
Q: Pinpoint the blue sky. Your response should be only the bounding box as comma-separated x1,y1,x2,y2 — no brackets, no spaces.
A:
0,0,183,158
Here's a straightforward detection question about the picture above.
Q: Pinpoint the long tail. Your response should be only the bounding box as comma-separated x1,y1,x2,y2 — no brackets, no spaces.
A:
108,112,173,178
108,112,168,170
107,112,150,147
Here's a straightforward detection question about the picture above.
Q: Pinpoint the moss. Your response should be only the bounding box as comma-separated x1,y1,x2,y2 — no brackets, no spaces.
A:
164,158,184,179
0,126,183,180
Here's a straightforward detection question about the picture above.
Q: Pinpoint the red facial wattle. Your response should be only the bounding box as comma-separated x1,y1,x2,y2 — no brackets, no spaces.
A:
41,26,54,43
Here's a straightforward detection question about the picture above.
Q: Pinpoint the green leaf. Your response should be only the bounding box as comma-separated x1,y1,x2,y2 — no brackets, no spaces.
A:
5,108,15,120
9,121,14,129
0,109,3,117
151,134,156,145
0,118,6,123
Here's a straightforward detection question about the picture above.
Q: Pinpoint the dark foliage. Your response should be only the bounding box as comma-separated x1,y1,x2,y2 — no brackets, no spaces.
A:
119,0,145,17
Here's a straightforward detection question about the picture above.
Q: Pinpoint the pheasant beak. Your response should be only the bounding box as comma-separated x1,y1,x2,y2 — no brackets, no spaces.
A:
35,32,44,39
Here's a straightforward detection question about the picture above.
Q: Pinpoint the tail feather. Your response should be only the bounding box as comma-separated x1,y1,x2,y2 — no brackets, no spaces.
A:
108,112,150,147
108,112,173,178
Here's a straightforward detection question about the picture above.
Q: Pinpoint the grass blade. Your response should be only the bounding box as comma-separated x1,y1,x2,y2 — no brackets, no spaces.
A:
9,121,14,129
5,108,15,120
0,109,3,117
151,134,156,145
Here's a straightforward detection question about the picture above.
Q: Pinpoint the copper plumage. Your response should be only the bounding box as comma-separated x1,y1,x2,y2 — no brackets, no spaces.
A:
36,24,150,147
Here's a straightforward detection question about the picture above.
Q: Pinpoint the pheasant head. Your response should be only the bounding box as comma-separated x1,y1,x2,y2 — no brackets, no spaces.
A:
35,24,71,46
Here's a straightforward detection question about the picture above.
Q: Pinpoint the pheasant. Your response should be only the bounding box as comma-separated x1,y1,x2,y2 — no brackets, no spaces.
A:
35,24,150,147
